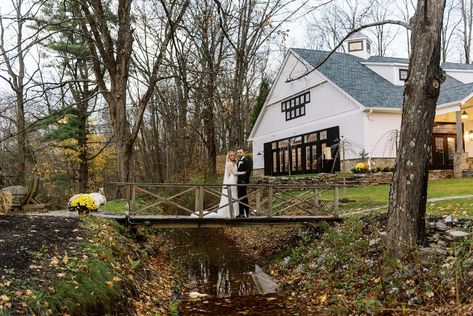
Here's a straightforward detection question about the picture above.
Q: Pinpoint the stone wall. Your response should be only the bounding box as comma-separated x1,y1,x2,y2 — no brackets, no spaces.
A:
429,169,454,180
253,169,453,186
253,173,338,186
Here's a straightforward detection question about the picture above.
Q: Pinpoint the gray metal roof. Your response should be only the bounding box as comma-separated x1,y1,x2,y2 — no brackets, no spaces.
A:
291,48,473,108
348,31,369,40
367,56,409,64
441,61,473,70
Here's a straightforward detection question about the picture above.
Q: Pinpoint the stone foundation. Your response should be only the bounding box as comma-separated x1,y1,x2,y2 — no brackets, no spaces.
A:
429,169,454,180
253,169,453,186
253,173,339,186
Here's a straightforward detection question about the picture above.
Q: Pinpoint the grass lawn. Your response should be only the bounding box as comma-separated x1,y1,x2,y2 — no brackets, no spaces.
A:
332,177,473,217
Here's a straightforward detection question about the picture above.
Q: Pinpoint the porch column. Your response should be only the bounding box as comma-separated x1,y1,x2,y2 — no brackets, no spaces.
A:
454,111,468,178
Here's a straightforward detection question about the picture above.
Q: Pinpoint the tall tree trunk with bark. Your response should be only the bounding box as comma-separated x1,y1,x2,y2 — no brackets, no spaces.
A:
74,0,188,183
387,0,446,258
15,91,26,184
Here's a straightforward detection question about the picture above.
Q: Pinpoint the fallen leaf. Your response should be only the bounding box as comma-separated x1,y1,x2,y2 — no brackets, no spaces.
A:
319,294,327,304
50,257,59,266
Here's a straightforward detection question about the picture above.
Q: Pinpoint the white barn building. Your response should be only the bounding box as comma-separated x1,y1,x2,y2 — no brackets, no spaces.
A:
249,32,473,177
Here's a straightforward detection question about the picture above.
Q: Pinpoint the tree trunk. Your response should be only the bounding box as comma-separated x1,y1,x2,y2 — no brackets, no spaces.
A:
16,91,26,184
111,91,134,183
77,99,89,193
386,0,446,258
461,0,473,63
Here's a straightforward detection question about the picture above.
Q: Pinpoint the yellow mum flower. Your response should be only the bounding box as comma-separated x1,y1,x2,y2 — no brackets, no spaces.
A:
69,194,97,214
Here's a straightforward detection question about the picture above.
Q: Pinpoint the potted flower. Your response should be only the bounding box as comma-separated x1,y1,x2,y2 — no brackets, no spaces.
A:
68,194,98,214
353,162,369,173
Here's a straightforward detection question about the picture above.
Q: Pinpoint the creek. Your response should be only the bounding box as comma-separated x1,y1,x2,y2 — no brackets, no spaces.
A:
164,228,307,315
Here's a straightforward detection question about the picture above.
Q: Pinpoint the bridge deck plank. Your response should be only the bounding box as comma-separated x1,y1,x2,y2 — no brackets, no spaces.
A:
91,213,341,228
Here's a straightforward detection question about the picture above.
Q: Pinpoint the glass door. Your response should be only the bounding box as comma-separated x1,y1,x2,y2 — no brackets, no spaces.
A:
431,135,456,169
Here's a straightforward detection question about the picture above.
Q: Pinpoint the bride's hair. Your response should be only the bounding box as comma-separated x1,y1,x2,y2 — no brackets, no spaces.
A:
227,151,236,162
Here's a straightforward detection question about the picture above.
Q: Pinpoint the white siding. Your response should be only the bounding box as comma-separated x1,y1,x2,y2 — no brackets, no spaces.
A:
363,64,408,86
252,109,366,169
251,51,368,170
265,53,326,106
445,70,473,83
364,112,401,158
254,78,361,139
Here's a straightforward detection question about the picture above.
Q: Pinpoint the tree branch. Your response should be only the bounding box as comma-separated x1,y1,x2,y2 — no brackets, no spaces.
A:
286,20,411,82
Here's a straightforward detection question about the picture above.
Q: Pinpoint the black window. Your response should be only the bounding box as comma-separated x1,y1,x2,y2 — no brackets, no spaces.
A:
281,91,310,121
399,69,408,81
263,126,340,176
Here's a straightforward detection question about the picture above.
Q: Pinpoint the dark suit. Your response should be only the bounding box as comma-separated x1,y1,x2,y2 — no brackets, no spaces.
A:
237,156,252,217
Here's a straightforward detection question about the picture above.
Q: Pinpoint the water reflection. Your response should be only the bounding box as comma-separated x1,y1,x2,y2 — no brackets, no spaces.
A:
164,229,305,315
168,228,258,298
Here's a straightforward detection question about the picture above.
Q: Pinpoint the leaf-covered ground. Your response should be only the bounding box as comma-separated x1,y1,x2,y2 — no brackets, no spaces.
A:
0,214,178,315
225,215,473,315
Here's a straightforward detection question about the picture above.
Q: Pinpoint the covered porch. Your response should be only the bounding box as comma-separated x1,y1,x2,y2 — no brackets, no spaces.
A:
434,98,473,178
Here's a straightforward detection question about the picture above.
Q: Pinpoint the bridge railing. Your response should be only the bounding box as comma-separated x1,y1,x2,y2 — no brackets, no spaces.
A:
110,183,343,218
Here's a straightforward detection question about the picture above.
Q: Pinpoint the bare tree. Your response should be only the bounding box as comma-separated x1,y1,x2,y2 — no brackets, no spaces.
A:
459,0,473,63
441,0,461,62
387,0,446,257
72,0,188,183
395,0,416,55
0,0,44,184
368,0,399,56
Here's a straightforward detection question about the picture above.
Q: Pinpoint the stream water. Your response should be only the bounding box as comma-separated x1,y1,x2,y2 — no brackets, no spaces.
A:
165,228,307,315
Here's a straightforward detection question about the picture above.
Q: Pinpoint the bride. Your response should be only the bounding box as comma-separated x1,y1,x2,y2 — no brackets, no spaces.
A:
206,151,245,218
191,151,245,218
218,151,246,217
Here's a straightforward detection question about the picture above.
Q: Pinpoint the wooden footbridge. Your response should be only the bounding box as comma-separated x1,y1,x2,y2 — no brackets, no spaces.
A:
97,182,345,228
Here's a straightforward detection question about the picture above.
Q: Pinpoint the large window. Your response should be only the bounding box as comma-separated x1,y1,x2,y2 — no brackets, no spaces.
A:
281,92,310,121
264,126,340,176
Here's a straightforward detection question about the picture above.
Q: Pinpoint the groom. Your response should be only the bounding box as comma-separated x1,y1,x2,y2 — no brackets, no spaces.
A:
236,148,252,217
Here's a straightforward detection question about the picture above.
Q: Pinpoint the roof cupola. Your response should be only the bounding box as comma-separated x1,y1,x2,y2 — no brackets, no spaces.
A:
343,31,371,59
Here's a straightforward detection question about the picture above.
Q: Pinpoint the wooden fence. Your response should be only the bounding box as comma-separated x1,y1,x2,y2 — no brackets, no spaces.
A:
111,182,343,219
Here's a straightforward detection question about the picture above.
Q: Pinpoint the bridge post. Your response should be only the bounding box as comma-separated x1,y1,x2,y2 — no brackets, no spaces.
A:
333,186,339,218
131,184,136,214
125,183,132,216
314,189,319,209
267,186,273,218
195,186,204,218
227,186,235,218
255,191,261,215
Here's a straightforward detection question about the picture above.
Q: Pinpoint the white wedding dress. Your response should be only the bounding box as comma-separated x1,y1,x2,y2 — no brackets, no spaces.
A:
190,158,244,218
213,161,243,218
